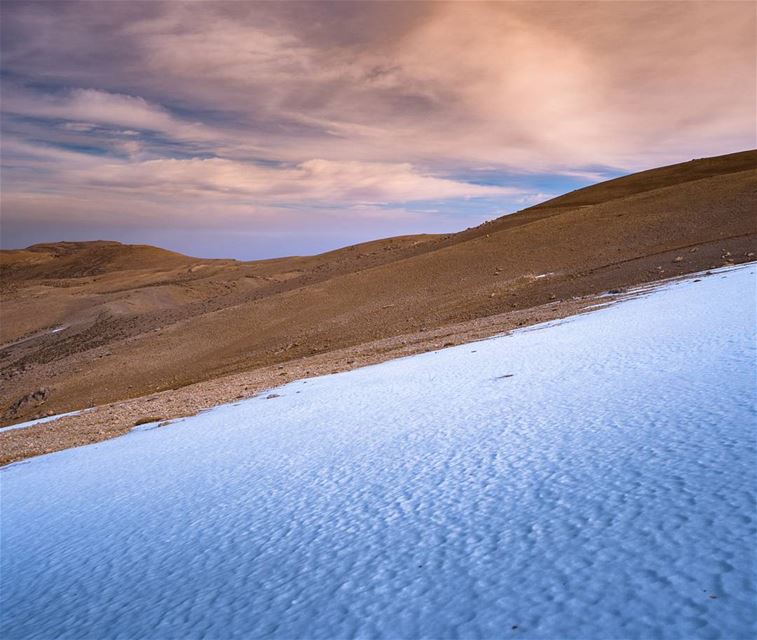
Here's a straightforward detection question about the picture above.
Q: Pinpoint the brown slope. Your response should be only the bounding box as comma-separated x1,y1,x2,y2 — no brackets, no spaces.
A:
0,233,443,416
449,148,757,245
1,241,200,280
0,234,441,346
530,149,757,210
0,150,755,427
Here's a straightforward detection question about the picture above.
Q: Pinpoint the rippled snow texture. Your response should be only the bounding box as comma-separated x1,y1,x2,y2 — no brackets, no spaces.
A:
2,266,756,640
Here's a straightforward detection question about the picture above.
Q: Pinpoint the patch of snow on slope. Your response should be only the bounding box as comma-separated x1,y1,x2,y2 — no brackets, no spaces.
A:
0,409,87,434
1,265,755,640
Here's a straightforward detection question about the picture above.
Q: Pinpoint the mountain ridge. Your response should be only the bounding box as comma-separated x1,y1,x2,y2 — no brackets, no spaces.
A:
1,150,755,428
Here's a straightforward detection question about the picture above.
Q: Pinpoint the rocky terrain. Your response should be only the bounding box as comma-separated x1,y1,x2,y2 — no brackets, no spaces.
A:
1,150,755,462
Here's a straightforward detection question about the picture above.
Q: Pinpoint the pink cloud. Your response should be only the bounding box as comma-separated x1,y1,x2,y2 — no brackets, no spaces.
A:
1,0,754,256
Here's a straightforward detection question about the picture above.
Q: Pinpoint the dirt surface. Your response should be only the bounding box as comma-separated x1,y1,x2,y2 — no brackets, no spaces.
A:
1,150,755,464
0,293,614,465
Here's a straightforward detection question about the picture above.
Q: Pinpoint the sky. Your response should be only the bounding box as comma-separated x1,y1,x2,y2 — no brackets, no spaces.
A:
1,1,755,260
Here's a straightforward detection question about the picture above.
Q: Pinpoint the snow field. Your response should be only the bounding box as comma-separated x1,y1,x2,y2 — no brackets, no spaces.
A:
1,265,755,639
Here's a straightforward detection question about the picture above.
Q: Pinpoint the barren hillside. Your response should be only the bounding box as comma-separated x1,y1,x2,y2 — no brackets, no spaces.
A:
1,150,755,426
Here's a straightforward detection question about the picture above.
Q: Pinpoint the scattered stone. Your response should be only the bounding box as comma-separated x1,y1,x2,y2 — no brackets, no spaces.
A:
673,256,683,263
496,374,515,379
607,289,622,295
265,394,281,399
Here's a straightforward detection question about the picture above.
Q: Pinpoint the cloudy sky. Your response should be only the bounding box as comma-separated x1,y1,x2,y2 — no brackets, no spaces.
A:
1,1,754,259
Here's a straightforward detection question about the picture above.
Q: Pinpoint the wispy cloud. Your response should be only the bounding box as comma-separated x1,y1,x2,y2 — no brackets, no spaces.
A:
46,155,518,203
1,0,754,257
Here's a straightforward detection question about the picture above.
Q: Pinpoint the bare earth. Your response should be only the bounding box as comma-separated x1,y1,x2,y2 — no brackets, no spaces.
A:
1,150,755,464
0,295,602,466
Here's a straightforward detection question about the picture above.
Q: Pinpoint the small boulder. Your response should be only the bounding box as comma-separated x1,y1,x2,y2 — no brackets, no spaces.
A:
134,416,164,426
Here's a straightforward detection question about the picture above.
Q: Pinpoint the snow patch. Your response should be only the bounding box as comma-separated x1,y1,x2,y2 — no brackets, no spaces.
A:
0,409,88,434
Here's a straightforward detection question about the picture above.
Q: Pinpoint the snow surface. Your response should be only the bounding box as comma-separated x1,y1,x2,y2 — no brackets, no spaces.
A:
2,266,756,640
0,409,86,434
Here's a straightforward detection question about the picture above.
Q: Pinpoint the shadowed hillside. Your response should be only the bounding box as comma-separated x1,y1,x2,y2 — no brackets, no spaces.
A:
1,150,755,425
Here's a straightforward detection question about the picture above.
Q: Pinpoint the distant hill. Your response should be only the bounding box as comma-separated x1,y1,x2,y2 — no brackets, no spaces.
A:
1,241,199,279
1,150,755,424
